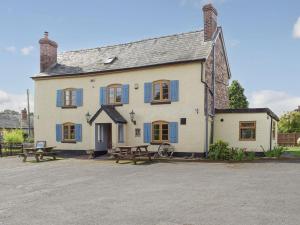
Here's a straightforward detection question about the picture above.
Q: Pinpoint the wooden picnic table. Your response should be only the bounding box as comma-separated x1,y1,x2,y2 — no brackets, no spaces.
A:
20,146,57,162
113,145,152,164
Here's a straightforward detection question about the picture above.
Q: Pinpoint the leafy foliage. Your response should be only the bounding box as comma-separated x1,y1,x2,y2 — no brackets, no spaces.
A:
3,129,24,144
228,80,249,109
264,146,285,158
209,140,250,161
278,111,300,133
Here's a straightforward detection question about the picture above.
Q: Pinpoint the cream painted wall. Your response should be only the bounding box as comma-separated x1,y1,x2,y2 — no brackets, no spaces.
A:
34,62,207,153
214,113,278,151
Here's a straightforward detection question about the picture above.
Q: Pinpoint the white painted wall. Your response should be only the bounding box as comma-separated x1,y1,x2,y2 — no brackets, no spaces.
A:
34,62,207,153
214,113,278,151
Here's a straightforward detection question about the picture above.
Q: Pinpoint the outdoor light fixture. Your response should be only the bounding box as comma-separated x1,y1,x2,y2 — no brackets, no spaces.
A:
85,112,91,123
129,110,136,125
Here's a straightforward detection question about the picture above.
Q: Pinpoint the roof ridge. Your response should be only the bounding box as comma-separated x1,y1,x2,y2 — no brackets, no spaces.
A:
59,29,204,55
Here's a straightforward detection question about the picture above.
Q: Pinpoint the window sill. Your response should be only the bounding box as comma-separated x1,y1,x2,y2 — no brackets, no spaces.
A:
151,101,171,105
61,140,77,144
104,103,123,107
61,106,77,109
150,142,169,145
239,139,256,142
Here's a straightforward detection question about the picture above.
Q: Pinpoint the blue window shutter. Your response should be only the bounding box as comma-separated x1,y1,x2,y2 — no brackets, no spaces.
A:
144,82,152,103
170,80,179,102
56,90,63,107
122,84,129,104
76,88,83,107
56,124,62,142
75,124,82,142
100,87,107,105
169,122,178,143
143,123,151,143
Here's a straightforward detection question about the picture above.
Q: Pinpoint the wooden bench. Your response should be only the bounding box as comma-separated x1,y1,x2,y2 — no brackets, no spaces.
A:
112,145,152,165
20,146,57,162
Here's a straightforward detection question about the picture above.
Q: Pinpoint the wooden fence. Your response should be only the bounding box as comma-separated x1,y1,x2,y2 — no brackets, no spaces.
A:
278,133,300,146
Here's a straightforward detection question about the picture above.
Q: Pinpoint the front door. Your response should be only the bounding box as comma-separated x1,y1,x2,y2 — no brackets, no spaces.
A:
95,123,112,152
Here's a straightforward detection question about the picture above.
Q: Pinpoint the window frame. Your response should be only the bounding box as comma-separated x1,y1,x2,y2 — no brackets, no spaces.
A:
63,88,76,108
152,80,170,103
118,124,124,143
151,120,169,144
107,84,123,105
239,121,256,141
62,122,76,142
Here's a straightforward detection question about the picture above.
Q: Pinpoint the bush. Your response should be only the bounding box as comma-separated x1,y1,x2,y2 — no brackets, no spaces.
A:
246,152,255,161
3,129,24,144
208,140,246,161
25,137,35,143
264,146,285,158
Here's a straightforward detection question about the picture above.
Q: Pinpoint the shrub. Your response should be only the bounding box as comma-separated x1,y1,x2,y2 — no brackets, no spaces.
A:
264,146,285,158
246,152,255,161
209,141,246,161
3,129,24,144
209,140,230,160
232,148,245,161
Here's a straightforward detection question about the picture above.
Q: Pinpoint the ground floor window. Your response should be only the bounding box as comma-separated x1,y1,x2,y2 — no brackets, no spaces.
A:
63,123,76,141
118,124,124,143
152,121,169,143
239,121,256,141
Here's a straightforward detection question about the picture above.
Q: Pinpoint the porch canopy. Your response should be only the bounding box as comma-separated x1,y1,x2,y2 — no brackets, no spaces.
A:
88,105,127,125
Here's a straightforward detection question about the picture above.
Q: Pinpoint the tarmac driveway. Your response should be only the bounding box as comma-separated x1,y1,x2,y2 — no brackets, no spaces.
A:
0,157,299,225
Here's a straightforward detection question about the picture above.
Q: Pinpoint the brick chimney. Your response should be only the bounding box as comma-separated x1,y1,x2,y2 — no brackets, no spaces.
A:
203,4,218,41
21,108,27,121
39,32,58,72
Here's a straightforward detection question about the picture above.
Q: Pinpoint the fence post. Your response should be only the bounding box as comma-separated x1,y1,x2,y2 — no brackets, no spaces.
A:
0,143,2,157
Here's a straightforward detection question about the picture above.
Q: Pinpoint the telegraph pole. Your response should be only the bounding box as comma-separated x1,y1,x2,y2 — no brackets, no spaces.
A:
27,89,31,138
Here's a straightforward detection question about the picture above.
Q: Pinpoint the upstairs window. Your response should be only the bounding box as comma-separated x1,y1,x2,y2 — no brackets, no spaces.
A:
152,80,170,102
63,123,76,141
63,89,76,107
239,121,256,141
107,84,122,105
152,121,169,143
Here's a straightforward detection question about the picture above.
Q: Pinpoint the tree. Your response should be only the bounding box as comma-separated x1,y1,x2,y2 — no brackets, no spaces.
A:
278,111,300,133
228,80,249,109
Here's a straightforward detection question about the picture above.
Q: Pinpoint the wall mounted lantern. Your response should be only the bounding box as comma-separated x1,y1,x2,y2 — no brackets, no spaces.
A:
129,110,136,125
85,112,91,123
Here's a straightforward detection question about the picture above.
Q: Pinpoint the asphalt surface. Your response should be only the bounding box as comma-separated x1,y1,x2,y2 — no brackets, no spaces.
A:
0,157,299,225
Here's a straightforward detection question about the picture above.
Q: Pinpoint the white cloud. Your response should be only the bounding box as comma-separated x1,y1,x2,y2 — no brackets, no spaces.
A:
293,17,300,39
4,46,16,53
20,46,34,55
249,90,300,116
0,90,34,112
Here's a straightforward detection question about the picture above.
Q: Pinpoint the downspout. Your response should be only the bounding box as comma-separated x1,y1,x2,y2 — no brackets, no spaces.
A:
210,42,216,145
269,118,273,151
200,61,209,158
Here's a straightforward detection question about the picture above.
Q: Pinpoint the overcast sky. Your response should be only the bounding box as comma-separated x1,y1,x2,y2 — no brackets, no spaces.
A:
0,0,299,115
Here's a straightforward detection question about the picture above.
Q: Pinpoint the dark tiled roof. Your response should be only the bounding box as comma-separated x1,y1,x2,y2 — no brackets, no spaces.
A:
0,112,34,129
36,30,212,77
89,105,127,124
215,108,280,121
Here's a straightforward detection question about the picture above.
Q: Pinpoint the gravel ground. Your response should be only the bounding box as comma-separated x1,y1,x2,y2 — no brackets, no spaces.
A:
0,157,299,225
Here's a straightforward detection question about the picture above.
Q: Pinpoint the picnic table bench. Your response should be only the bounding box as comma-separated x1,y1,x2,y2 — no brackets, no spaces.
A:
19,146,57,162
111,145,152,164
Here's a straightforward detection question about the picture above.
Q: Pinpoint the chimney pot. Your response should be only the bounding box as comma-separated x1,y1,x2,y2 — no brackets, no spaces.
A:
203,4,218,41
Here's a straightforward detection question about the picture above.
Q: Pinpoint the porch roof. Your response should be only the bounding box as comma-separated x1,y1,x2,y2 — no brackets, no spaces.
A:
89,105,127,124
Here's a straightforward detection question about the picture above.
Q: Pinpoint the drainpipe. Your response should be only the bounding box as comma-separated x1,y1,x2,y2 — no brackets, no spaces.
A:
269,117,273,151
210,42,216,145
200,62,209,158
